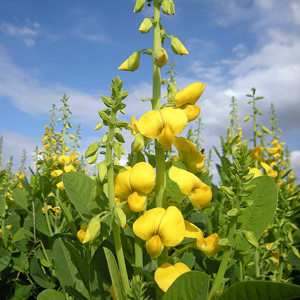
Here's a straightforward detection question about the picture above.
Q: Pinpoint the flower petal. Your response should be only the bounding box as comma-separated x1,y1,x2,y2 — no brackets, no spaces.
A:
154,263,190,292
114,167,133,198
129,162,155,193
160,107,188,136
128,191,147,212
158,124,174,150
137,110,163,138
158,206,185,247
133,207,166,242
184,220,204,249
201,233,221,257
180,104,201,122
175,82,206,107
169,166,201,195
146,235,163,259
189,185,212,210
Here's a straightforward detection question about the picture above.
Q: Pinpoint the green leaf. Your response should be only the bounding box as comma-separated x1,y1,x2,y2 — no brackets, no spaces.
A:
12,227,34,243
90,240,115,299
12,189,28,210
53,238,91,299
62,172,94,223
40,175,53,198
215,281,300,300
104,247,126,300
85,142,101,159
162,271,210,300
0,248,11,272
0,194,5,217
227,208,239,217
30,258,55,289
24,198,51,236
37,289,66,300
232,176,277,263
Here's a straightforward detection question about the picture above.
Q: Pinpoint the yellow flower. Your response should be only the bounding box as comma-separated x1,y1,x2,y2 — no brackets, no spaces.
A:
201,233,222,257
248,167,261,178
51,138,57,145
51,170,63,177
133,206,185,259
169,166,212,210
250,145,263,161
58,155,71,164
6,225,12,230
179,104,201,122
44,142,50,149
261,162,278,179
52,206,62,214
42,205,52,213
174,82,206,107
114,162,155,212
136,107,188,149
266,147,280,156
77,229,86,242
64,164,76,172
56,181,64,190
65,146,71,152
19,174,25,180
154,262,191,292
184,221,221,257
70,152,78,161
174,137,204,173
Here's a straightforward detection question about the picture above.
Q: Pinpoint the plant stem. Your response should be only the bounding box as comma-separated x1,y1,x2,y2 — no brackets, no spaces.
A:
207,216,237,300
152,0,167,210
106,108,130,293
254,248,260,279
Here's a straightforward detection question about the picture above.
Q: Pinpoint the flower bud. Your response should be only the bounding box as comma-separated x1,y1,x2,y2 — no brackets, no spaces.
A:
171,37,189,55
201,233,222,257
114,206,127,228
154,47,168,67
131,133,148,152
118,51,141,72
83,214,101,244
133,0,145,12
161,0,175,15
139,18,152,34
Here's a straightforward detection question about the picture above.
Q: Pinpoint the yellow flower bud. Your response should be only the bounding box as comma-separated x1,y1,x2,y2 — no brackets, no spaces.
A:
171,37,189,55
118,51,141,72
133,0,145,13
52,206,62,214
56,181,64,190
139,18,152,34
201,233,221,257
155,47,168,67
131,132,148,152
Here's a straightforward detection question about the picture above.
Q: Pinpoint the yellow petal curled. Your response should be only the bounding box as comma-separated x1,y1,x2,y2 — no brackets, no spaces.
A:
154,262,191,292
189,185,212,210
175,82,206,107
146,235,163,259
158,124,174,149
201,233,221,257
261,162,278,179
184,220,204,249
169,166,201,195
128,190,147,212
129,162,155,194
180,104,201,122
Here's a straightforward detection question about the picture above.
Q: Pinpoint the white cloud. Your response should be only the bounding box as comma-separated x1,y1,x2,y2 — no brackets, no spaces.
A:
291,150,300,183
0,21,38,36
24,39,36,46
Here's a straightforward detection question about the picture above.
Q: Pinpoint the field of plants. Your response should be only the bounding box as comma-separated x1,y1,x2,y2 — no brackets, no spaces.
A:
1,0,300,299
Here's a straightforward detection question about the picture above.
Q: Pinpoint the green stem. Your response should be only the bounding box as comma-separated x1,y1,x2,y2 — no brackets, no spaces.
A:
62,106,67,155
207,216,237,300
169,244,192,262
276,225,285,282
254,248,260,279
106,108,130,293
152,0,167,210
43,201,53,236
239,261,244,281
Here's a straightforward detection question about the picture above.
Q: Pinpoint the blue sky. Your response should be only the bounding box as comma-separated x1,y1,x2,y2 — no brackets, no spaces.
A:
1,0,300,181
